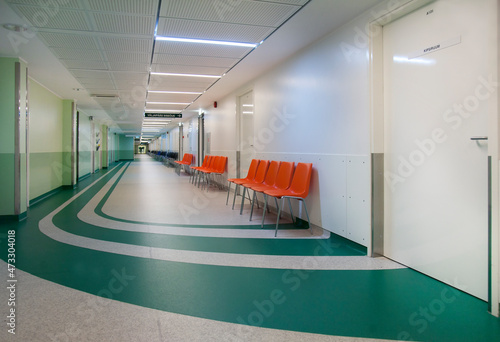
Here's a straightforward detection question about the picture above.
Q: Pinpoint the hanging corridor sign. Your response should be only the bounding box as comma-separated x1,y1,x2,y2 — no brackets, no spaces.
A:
144,113,182,118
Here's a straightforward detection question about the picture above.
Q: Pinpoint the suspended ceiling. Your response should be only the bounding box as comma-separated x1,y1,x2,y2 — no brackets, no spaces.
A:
0,0,384,139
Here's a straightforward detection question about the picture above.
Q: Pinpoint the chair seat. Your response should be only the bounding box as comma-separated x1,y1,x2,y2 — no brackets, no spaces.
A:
264,188,303,199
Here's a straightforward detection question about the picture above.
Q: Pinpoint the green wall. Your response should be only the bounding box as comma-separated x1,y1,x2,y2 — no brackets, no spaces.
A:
29,79,64,201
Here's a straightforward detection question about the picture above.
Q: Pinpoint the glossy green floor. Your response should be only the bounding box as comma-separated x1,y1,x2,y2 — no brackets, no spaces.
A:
1,158,499,341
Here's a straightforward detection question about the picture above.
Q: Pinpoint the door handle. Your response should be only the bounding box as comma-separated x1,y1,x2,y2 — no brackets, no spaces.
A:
470,136,488,141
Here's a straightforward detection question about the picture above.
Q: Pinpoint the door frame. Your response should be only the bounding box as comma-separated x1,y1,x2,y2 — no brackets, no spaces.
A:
368,0,499,316
236,88,254,179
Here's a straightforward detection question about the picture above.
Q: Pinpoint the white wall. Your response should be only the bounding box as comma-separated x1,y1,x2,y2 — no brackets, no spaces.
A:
198,6,380,246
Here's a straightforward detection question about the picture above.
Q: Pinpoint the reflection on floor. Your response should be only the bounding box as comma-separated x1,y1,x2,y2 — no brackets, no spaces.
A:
0,155,498,341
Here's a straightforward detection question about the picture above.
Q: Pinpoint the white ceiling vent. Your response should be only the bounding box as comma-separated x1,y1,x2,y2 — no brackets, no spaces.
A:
91,94,120,99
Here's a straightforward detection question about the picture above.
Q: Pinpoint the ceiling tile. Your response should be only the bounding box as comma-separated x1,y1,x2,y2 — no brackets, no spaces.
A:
77,77,115,87
14,5,90,30
111,72,149,81
152,55,238,68
99,36,153,52
37,32,99,49
6,0,83,9
107,62,150,72
105,51,150,64
87,0,159,16
61,59,108,70
146,93,199,103
160,0,300,27
51,47,103,61
92,13,156,35
70,70,111,79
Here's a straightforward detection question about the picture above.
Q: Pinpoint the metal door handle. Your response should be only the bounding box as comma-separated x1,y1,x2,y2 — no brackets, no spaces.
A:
470,136,488,141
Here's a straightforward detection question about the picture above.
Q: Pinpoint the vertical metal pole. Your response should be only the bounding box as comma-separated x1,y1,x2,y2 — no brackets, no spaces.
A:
25,66,30,207
14,62,21,215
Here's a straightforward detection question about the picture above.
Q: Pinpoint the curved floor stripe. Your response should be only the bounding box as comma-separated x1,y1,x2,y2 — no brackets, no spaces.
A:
38,163,403,270
41,207,403,270
77,162,330,239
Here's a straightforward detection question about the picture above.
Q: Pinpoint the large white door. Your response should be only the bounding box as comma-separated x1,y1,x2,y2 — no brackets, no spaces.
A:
383,0,495,300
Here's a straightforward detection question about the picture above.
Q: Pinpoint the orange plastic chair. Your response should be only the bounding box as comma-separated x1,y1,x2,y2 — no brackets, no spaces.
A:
174,153,193,175
195,156,216,187
246,160,280,221
257,161,295,228
199,156,223,189
226,159,259,208
190,155,209,184
264,162,313,236
203,156,227,191
239,160,269,214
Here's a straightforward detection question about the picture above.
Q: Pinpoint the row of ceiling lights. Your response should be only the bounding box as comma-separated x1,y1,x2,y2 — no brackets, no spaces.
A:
140,36,262,143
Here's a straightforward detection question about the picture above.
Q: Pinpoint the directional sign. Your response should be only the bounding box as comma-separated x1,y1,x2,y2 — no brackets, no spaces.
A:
144,113,182,118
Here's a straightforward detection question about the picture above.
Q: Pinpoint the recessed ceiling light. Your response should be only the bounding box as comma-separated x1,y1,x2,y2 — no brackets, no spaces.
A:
156,36,257,48
147,90,202,95
146,102,190,105
2,23,29,32
150,72,220,79
144,109,182,112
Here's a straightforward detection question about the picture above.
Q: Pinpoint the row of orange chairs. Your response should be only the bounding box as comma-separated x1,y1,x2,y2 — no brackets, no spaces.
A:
190,155,227,191
227,159,313,236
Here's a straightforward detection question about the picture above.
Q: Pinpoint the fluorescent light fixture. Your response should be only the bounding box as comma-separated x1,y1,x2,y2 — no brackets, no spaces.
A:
242,111,254,114
145,109,181,112
147,102,190,105
156,36,257,48
151,72,221,78
242,104,254,107
147,90,202,95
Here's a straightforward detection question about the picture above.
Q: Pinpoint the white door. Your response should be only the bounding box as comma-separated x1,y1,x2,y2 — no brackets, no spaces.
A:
239,91,255,177
383,0,494,300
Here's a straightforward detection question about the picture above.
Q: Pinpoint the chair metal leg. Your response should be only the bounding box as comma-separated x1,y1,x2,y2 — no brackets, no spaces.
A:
274,197,280,218
232,184,239,210
226,182,231,205
249,190,256,221
275,197,284,237
261,194,268,228
239,187,247,215
301,199,313,235
287,197,295,225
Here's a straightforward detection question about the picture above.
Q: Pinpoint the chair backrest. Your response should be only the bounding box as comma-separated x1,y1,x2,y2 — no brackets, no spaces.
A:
216,156,227,173
184,153,193,164
200,155,209,167
253,160,269,183
262,160,280,187
210,156,222,171
243,159,260,181
274,161,295,190
204,156,215,169
289,163,313,198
